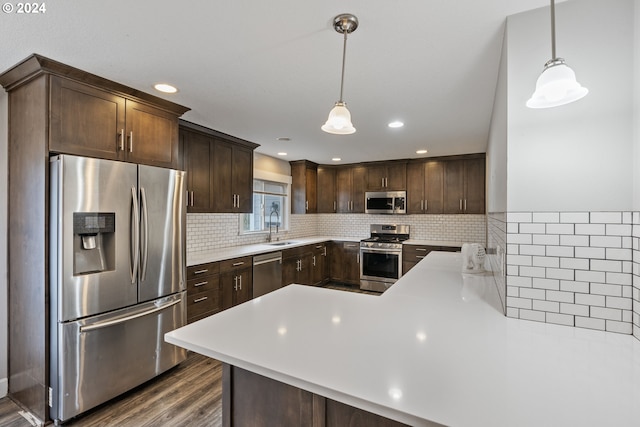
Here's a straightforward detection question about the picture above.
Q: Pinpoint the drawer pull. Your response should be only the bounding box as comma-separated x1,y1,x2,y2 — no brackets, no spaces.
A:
193,269,208,275
416,255,425,259
194,281,208,287
193,296,208,303
415,248,428,252
232,262,244,266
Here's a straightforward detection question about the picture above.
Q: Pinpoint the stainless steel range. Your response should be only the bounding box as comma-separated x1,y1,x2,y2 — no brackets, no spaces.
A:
360,224,410,292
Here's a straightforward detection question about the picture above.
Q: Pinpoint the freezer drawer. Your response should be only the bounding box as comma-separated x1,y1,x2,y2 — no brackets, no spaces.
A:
50,292,187,423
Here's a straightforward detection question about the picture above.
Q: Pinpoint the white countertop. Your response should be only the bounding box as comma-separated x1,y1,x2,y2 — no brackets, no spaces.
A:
187,236,461,266
166,252,640,426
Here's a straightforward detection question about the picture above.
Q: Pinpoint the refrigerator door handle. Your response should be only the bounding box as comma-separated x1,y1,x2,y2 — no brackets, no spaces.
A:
130,186,140,284
140,186,149,281
79,299,182,333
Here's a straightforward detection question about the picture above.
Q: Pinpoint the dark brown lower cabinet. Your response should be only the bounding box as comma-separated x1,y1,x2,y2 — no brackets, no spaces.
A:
223,364,409,427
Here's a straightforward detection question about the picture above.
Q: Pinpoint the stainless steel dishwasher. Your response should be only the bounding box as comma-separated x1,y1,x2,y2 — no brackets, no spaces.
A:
253,252,283,298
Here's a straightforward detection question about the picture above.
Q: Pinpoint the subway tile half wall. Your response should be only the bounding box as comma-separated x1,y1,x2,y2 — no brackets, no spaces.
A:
506,211,640,340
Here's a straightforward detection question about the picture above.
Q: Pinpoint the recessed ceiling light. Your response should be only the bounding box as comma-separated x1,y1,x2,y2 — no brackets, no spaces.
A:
277,152,288,156
153,83,178,94
388,121,404,128
332,157,342,162
416,149,428,154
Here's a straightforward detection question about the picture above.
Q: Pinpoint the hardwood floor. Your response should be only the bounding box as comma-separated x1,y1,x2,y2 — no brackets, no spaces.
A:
0,283,372,427
0,352,222,427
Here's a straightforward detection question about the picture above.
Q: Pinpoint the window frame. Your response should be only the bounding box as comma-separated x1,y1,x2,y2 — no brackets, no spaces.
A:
239,170,291,235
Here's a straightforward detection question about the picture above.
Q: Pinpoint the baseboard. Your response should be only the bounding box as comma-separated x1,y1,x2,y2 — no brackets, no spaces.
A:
0,377,7,397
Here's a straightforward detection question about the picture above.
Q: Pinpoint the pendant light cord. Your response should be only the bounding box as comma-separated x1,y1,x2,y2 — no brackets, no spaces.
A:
339,28,348,103
550,0,557,60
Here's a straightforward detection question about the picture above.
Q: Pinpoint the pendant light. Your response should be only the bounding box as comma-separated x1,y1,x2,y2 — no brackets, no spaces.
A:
322,13,358,135
526,0,588,109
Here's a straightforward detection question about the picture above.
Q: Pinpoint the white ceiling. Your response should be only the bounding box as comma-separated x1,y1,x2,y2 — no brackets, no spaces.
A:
1,0,567,164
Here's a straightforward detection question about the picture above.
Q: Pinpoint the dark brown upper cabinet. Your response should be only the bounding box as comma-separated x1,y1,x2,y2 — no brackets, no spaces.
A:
443,156,485,214
179,120,259,214
365,161,407,191
317,166,337,213
290,160,317,214
407,160,444,214
45,68,187,169
336,165,366,213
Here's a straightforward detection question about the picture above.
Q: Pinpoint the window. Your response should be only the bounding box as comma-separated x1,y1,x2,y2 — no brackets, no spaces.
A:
241,179,288,234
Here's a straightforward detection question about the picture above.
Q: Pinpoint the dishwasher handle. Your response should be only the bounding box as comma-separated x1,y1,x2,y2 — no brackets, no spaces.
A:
253,252,283,266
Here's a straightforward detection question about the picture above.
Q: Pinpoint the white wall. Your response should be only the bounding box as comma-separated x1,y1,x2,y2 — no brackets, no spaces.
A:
0,89,7,397
487,26,508,214
634,0,640,210
507,0,634,212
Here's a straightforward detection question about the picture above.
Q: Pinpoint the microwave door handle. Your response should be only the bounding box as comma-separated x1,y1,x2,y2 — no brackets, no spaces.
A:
140,187,149,281
130,186,140,284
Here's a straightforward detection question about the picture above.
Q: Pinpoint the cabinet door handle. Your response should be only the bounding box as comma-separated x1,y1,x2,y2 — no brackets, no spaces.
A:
191,191,194,207
306,200,309,211
194,281,208,287
459,199,463,211
239,275,242,290
385,177,388,187
381,178,385,188
193,296,208,303
464,199,467,211
129,131,133,153
313,256,316,267
119,129,125,151
356,254,360,264
323,247,327,257
420,200,423,211
234,276,238,291
232,261,244,266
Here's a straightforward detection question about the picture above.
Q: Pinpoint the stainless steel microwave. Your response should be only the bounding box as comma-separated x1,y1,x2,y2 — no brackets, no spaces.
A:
365,191,406,214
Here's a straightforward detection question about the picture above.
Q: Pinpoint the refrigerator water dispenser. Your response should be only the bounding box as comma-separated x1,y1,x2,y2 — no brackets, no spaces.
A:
73,212,115,274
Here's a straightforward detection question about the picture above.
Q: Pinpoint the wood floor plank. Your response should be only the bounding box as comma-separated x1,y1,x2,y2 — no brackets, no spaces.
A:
0,352,222,427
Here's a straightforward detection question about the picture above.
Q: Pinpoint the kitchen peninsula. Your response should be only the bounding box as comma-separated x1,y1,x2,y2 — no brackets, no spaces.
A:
166,252,640,426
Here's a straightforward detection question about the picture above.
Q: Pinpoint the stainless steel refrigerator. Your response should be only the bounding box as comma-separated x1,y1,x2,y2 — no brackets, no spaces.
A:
49,155,187,423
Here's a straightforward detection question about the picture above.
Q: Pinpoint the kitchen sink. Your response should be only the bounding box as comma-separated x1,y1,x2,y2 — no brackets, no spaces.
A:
268,241,299,246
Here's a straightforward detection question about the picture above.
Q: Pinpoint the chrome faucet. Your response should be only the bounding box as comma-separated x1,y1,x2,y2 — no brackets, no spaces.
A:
267,208,279,242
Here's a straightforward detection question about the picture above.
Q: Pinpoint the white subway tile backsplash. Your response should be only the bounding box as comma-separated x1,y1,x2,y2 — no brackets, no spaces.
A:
575,247,606,259
560,212,590,223
575,293,606,307
590,306,622,321
560,302,589,317
590,212,622,224
546,246,574,258
560,280,590,294
546,312,574,326
560,257,589,270
519,309,546,322
532,278,560,291
507,296,533,310
533,212,559,223
546,223,574,235
532,300,560,313
560,235,590,247
575,224,605,235
506,210,639,338
546,290,574,304
575,316,606,331
519,223,546,234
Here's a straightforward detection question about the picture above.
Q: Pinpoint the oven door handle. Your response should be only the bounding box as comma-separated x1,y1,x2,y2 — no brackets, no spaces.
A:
360,247,402,254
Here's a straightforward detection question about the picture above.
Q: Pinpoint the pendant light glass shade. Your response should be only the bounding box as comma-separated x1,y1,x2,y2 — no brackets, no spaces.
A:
322,14,358,135
322,102,356,134
527,59,588,108
526,0,588,109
